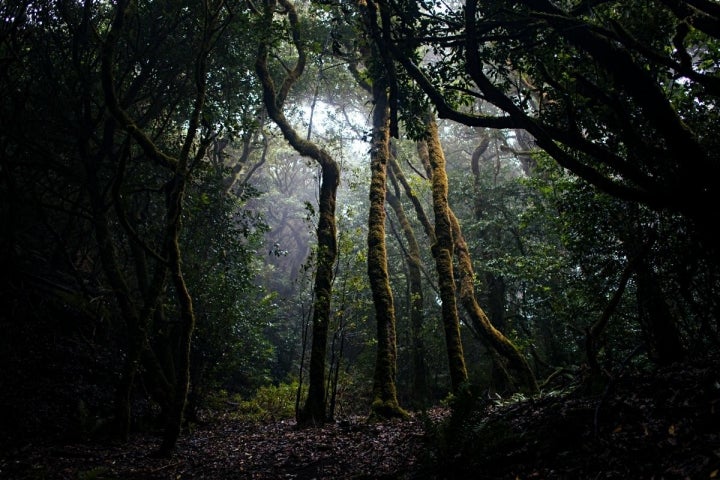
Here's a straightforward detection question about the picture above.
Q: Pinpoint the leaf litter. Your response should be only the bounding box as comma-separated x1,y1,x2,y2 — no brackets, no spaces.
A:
2,358,719,479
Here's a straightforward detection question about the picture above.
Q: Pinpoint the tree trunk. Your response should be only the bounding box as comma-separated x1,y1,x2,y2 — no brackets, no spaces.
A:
422,117,469,393
423,116,538,395
83,133,145,441
157,171,196,456
299,161,339,424
585,255,637,379
102,0,214,454
449,208,538,395
485,272,511,394
367,82,407,419
470,134,513,393
635,257,685,365
387,156,435,406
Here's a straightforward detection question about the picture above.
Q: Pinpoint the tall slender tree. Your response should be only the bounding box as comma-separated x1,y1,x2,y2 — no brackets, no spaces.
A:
420,116,469,393
357,0,408,419
387,160,429,407
382,0,720,258
255,0,340,425
417,118,537,394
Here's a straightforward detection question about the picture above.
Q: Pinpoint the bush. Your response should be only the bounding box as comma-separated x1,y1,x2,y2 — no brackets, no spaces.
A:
236,380,299,422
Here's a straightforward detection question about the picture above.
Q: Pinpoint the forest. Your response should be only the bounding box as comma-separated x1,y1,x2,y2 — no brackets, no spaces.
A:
1,0,719,478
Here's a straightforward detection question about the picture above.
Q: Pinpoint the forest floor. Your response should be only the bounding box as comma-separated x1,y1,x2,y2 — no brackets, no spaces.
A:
2,357,719,480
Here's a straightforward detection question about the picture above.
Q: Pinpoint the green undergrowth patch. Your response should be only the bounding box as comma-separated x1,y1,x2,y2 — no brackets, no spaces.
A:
209,380,299,422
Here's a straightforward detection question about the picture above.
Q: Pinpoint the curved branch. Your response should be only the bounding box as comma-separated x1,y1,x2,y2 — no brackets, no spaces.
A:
100,0,177,170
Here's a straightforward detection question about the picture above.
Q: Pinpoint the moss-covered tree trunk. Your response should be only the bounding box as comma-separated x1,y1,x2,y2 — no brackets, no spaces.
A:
85,145,144,441
255,0,340,426
102,0,215,454
423,116,537,395
156,172,196,456
389,155,434,240
85,131,174,440
634,257,684,365
367,82,407,419
622,223,684,366
585,257,636,383
422,118,469,393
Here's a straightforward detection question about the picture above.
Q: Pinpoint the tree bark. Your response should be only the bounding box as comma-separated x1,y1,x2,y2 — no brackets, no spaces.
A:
85,149,144,441
422,117,469,393
367,82,407,419
448,207,538,395
635,257,685,365
101,0,216,454
423,115,538,395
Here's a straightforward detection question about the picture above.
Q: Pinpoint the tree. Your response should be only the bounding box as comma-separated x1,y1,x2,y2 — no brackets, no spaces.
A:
365,0,719,370
382,0,720,233
255,0,341,425
419,116,469,394
386,155,430,407
182,170,276,412
101,0,232,454
0,0,276,452
353,0,409,419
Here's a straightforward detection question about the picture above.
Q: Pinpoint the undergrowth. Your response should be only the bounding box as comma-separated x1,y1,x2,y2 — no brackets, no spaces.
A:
209,380,298,422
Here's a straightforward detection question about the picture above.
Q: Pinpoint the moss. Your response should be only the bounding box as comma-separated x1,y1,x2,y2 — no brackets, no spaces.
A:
449,203,539,394
366,82,405,419
370,398,410,420
425,116,469,392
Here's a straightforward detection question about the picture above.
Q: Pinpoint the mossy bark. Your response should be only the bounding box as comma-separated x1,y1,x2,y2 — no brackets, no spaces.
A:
157,172,196,456
389,155,435,241
634,257,684,365
86,154,143,441
423,118,469,393
585,257,635,379
470,135,516,393
86,137,176,439
102,0,213,454
367,82,407,420
622,228,684,366
255,0,340,426
423,116,537,395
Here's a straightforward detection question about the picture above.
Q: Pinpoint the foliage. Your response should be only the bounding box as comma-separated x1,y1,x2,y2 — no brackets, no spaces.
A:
423,356,720,479
206,380,301,423
183,166,277,396
234,380,300,422
0,0,281,444
381,0,720,287
2,0,720,466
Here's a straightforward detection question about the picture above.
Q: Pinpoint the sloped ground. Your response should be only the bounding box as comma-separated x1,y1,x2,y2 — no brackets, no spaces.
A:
429,355,720,479
1,357,719,480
